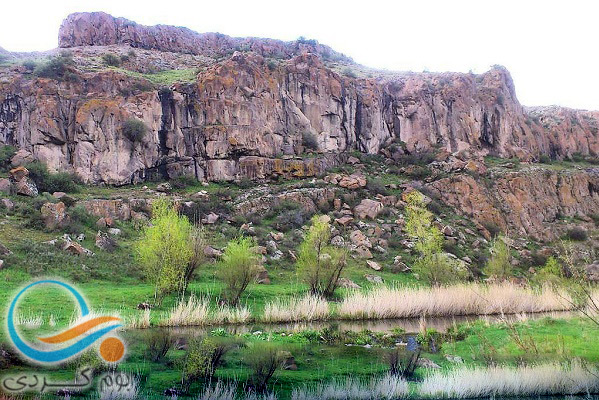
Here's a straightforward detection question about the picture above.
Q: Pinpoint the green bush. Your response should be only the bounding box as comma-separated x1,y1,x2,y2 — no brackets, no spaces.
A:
0,146,16,171
302,131,319,151
65,205,96,234
181,337,238,392
342,67,357,78
25,161,81,193
365,178,389,196
22,60,37,71
482,221,501,238
33,52,76,81
538,154,551,164
101,53,122,67
170,175,198,189
122,119,147,142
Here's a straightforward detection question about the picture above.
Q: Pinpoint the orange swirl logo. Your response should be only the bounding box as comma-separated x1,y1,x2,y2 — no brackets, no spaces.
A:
7,280,125,364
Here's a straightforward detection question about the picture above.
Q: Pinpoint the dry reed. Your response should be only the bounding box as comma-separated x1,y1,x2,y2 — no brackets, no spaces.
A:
338,283,573,320
262,294,330,322
291,374,409,400
420,362,599,398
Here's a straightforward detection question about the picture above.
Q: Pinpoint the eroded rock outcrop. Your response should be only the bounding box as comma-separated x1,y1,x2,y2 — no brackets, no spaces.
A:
426,168,599,241
0,13,598,186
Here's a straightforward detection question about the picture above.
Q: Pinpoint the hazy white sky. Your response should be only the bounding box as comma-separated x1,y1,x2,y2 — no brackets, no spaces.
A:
2,0,598,110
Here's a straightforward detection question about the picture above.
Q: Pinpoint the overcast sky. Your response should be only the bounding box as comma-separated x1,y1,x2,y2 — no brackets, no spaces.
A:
2,0,598,110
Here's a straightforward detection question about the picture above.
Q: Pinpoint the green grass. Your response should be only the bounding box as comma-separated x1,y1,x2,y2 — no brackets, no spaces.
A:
113,67,198,86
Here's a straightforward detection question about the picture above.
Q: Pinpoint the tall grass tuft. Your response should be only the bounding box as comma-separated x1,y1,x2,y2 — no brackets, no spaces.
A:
198,381,277,400
160,296,251,326
128,309,151,329
263,294,330,322
338,283,572,320
162,295,210,326
291,374,409,400
419,362,599,398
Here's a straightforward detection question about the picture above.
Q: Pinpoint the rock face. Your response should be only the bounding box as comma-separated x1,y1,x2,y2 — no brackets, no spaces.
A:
426,168,599,241
58,12,350,61
1,12,598,186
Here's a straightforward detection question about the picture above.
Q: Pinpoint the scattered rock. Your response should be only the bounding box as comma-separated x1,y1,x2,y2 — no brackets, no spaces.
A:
137,302,152,310
417,358,441,369
40,202,68,230
331,235,345,247
95,231,117,252
364,274,383,284
442,225,455,236
355,246,373,259
1,198,14,210
156,182,172,193
366,260,382,271
335,216,354,226
270,231,284,241
204,246,223,258
445,355,464,363
62,239,94,256
586,261,599,282
354,199,383,220
108,228,122,236
278,351,298,370
350,230,371,248
0,179,12,195
15,179,38,197
9,166,29,181
202,212,219,224
337,277,361,289
255,265,270,284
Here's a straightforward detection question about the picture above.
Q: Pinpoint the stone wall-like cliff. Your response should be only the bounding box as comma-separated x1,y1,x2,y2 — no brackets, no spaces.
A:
0,12,598,185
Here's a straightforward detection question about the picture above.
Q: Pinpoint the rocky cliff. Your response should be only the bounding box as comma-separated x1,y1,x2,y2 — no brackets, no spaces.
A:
0,12,598,185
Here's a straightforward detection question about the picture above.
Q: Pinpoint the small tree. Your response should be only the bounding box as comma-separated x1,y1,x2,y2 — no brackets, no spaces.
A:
102,53,122,67
137,199,194,304
218,237,261,306
297,215,347,298
182,227,206,294
405,191,466,285
483,237,512,280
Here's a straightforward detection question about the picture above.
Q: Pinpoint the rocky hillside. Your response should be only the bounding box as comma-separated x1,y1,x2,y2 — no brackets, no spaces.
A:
0,12,597,186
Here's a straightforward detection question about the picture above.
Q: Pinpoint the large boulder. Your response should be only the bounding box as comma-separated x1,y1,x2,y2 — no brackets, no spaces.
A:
354,199,383,220
41,202,68,230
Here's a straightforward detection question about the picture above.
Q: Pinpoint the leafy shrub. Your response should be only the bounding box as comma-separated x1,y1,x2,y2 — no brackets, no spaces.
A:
405,165,432,180
0,146,16,171
122,119,147,143
342,67,357,78
302,131,319,151
144,329,173,363
245,343,284,392
394,151,437,167
483,237,512,280
365,178,388,196
181,337,237,392
566,227,588,241
22,60,37,71
482,221,501,238
171,175,197,189
266,59,278,71
65,205,97,234
387,345,420,378
218,236,261,306
101,53,121,67
33,52,76,81
538,154,551,164
25,161,81,193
